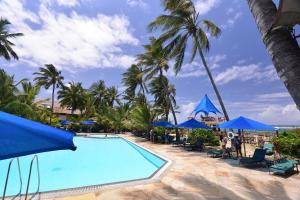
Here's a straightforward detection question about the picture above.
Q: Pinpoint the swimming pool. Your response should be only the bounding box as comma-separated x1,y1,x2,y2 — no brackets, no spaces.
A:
0,137,166,196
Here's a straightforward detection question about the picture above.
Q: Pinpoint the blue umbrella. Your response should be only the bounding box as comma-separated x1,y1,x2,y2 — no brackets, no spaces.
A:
152,121,175,128
193,94,222,116
176,118,210,129
217,116,275,131
80,120,96,125
60,120,72,125
0,111,76,160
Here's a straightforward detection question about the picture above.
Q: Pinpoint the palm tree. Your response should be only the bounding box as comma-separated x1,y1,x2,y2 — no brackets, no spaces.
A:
0,19,23,60
34,64,64,124
248,0,300,110
89,80,106,109
122,64,147,102
149,75,179,140
17,81,41,106
137,37,170,79
149,0,229,121
58,82,87,114
105,86,121,107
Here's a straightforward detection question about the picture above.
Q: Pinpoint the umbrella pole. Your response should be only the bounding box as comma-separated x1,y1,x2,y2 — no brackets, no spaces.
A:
242,130,246,157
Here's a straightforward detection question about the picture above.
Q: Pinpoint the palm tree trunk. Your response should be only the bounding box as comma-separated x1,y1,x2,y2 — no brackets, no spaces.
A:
197,47,230,121
248,0,300,110
50,83,55,125
170,103,179,141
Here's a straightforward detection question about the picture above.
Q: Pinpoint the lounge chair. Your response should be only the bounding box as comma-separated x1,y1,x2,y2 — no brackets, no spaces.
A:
184,139,204,151
269,159,299,175
263,143,274,155
239,148,267,167
172,137,187,146
207,149,223,158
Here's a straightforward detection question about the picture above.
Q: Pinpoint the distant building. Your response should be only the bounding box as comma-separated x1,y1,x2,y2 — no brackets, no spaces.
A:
38,101,81,120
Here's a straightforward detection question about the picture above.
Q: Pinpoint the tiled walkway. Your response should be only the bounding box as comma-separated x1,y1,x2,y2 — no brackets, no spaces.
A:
46,134,300,200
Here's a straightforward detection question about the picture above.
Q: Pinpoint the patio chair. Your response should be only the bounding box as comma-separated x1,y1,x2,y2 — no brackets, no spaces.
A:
239,148,267,167
269,159,299,175
263,143,274,155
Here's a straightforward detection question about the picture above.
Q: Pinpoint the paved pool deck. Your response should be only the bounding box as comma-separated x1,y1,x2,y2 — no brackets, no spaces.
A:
46,133,300,200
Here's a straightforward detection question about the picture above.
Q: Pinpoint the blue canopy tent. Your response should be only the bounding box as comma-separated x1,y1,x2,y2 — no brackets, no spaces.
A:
217,116,275,156
0,111,76,160
60,120,72,126
176,118,210,129
152,121,175,128
192,94,221,116
80,120,96,125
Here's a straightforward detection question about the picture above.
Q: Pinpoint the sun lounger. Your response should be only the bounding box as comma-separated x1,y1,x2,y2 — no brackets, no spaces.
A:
239,148,267,167
207,149,223,157
184,139,204,151
269,159,299,175
263,143,274,155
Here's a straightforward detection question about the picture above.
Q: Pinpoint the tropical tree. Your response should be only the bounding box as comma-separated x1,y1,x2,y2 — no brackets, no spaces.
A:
17,81,41,106
137,37,169,79
105,86,121,107
89,80,106,109
149,0,229,121
122,64,147,102
248,0,300,110
34,64,64,124
58,82,87,114
0,19,23,60
2,100,35,119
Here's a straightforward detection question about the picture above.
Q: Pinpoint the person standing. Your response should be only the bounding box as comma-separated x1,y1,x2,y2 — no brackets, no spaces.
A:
221,134,228,158
234,135,242,158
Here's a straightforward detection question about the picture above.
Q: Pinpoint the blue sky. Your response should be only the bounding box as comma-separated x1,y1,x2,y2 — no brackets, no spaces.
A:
1,0,300,125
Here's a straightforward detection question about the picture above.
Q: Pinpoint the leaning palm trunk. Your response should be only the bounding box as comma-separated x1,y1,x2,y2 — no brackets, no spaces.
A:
197,46,230,121
170,104,180,141
50,84,55,125
248,0,300,109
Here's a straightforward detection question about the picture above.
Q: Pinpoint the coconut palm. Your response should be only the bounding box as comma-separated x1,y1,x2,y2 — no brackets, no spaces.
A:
89,80,106,109
149,0,229,121
0,19,23,60
17,81,41,106
105,86,121,107
248,0,300,110
34,64,64,124
122,64,147,102
58,82,87,114
137,37,170,80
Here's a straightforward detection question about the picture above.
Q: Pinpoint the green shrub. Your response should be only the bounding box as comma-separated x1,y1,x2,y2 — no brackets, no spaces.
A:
272,129,300,158
188,129,219,146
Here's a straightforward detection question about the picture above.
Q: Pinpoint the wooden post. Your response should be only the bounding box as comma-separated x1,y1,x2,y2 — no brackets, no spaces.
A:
242,130,246,157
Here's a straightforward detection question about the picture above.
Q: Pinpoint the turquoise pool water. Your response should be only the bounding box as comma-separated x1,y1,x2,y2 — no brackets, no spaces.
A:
0,137,166,196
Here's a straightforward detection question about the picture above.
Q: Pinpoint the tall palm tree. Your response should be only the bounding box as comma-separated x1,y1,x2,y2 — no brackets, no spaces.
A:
149,75,179,140
34,64,64,124
89,80,106,109
248,0,300,110
58,82,87,114
105,86,121,107
122,64,147,102
137,37,170,80
149,0,229,121
0,19,23,60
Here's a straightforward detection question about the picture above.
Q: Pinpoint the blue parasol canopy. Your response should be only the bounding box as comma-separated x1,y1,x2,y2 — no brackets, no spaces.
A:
60,120,72,125
193,94,221,116
217,116,275,131
0,111,76,160
80,120,96,125
176,118,210,129
152,121,174,128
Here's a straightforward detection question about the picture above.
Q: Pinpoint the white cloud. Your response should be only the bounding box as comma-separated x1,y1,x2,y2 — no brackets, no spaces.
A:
256,92,290,101
42,0,80,7
126,0,147,8
215,64,279,85
195,0,220,15
221,11,242,29
0,0,139,71
177,101,196,122
208,54,226,69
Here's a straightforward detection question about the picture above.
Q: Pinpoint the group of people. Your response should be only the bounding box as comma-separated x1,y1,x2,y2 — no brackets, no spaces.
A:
219,131,243,158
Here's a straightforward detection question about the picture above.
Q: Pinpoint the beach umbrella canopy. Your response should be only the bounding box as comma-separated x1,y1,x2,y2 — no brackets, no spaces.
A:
60,120,72,125
217,116,275,131
152,121,175,128
80,120,96,125
193,94,221,116
176,118,210,129
0,111,76,160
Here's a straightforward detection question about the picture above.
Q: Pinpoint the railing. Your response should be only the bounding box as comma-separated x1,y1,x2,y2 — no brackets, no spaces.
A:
25,155,40,200
2,158,22,200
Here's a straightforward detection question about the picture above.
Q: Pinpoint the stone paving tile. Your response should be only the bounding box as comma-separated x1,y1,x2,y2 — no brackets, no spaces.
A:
46,134,300,200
